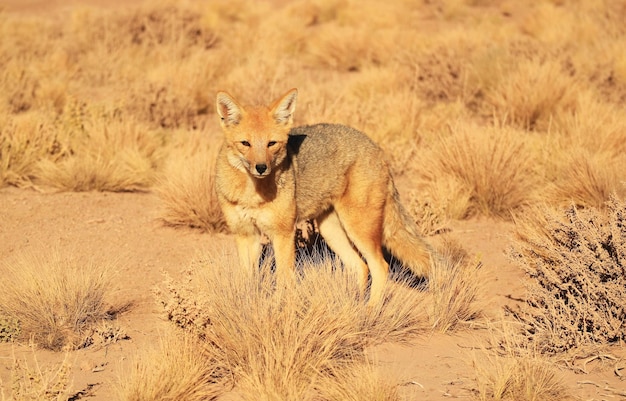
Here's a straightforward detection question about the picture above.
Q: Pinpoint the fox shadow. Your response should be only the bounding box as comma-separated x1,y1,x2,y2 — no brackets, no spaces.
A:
258,228,427,291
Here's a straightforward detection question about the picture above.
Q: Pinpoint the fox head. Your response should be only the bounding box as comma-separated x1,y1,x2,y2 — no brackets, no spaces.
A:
216,88,298,179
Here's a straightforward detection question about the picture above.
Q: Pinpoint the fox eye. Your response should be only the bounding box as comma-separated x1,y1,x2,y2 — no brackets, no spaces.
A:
268,141,277,147
240,141,251,147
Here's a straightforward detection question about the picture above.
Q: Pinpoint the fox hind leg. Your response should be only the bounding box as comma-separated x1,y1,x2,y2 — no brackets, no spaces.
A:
317,210,369,299
334,202,389,306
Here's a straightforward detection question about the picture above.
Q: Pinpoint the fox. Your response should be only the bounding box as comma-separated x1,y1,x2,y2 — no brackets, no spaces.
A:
214,88,432,305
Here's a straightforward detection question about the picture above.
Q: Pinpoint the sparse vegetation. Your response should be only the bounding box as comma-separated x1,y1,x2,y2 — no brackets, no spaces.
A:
1,0,626,399
1,351,72,401
0,0,624,212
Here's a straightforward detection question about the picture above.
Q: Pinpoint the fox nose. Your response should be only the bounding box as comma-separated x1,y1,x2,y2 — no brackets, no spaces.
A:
255,163,267,175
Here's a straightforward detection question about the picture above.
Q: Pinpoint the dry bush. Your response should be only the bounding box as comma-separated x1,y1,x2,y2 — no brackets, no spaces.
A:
0,351,72,401
409,41,469,104
427,239,484,332
421,125,536,219
510,196,626,353
0,252,120,351
156,135,226,233
469,320,572,401
0,316,20,343
155,250,430,400
117,333,229,401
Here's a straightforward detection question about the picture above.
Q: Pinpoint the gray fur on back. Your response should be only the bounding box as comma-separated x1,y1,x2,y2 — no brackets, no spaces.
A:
287,123,385,220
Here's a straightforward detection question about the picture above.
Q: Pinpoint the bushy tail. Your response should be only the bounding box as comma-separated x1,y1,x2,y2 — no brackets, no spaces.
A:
382,179,432,277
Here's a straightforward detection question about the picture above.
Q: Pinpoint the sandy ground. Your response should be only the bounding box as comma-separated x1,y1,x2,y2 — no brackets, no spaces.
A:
1,187,624,400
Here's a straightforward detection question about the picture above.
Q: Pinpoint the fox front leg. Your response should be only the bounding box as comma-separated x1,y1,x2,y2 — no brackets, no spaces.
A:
271,232,296,282
235,235,263,270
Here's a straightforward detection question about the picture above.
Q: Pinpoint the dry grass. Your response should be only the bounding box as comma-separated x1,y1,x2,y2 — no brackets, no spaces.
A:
1,0,626,398
419,124,537,219
155,135,226,232
0,350,72,401
428,239,485,332
315,360,401,401
550,148,625,209
469,320,573,401
155,253,371,400
483,58,580,131
35,104,166,192
0,114,62,188
117,333,228,401
0,252,120,351
0,0,623,218
153,246,483,398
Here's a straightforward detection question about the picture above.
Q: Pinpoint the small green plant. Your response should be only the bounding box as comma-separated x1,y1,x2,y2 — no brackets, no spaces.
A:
0,316,20,343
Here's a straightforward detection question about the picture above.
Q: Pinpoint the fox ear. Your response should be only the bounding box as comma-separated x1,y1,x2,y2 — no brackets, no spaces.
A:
271,88,298,125
216,91,242,127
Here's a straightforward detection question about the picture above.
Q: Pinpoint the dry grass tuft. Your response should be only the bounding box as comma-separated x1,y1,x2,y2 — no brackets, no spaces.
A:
315,359,401,401
155,249,430,399
36,105,166,192
117,333,229,401
0,114,62,188
510,196,626,353
470,320,573,401
422,125,536,219
484,59,580,131
0,252,120,351
550,149,625,209
427,239,484,332
156,136,226,232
